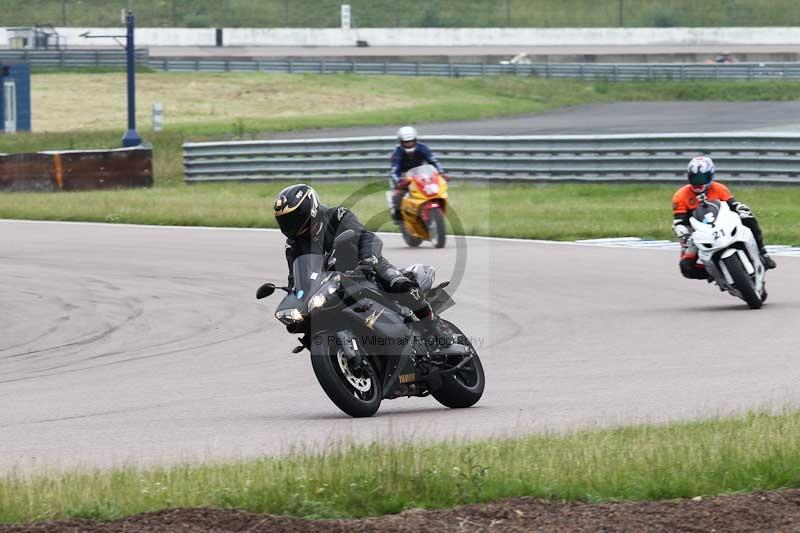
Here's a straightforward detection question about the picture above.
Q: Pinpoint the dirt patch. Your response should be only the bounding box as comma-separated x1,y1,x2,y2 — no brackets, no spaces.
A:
2,489,799,532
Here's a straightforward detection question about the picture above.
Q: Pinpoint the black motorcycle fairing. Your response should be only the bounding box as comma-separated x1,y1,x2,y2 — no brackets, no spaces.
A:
276,254,327,313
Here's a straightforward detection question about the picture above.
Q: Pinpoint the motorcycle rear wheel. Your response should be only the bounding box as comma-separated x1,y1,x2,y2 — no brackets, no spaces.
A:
311,333,382,417
431,320,485,408
722,254,763,309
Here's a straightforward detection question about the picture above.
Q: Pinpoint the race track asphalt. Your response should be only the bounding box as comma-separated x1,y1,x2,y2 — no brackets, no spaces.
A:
1,220,798,473
255,102,800,139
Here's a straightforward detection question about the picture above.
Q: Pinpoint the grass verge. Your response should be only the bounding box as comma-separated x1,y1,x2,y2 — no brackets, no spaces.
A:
4,0,800,28
0,182,798,245
2,409,800,523
7,74,800,186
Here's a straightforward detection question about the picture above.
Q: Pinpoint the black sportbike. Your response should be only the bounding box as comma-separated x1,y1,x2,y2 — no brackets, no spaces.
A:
256,230,485,417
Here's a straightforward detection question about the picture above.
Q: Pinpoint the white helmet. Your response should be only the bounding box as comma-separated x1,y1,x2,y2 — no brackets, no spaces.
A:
397,126,418,154
687,155,715,193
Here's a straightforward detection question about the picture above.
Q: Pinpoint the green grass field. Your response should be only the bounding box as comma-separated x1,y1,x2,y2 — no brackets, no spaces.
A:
9,73,800,189
3,73,800,244
2,409,799,523
8,0,799,28
2,182,799,245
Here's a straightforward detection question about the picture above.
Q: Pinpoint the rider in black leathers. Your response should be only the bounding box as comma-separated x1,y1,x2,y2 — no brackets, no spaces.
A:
273,183,443,344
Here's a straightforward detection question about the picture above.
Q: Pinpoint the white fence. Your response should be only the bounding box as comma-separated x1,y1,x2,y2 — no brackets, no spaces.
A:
6,26,800,48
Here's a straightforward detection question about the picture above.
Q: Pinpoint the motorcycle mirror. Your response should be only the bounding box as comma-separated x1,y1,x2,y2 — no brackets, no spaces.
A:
256,283,276,299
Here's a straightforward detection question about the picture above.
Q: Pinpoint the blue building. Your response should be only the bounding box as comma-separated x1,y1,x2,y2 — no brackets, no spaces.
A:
0,63,31,133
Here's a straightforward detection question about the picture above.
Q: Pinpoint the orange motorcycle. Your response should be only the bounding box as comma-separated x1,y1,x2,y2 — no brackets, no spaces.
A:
391,164,449,249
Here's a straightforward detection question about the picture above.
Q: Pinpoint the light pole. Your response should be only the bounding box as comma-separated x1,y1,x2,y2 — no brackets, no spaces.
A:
80,12,142,147
121,11,142,147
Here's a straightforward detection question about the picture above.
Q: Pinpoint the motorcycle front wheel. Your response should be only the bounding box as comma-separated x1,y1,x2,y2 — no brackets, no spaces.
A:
401,224,423,247
311,332,382,417
431,320,485,408
722,254,763,310
427,207,447,249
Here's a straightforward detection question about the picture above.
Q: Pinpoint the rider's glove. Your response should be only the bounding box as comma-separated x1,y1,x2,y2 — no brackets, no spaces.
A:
672,221,690,240
733,202,754,219
355,255,379,278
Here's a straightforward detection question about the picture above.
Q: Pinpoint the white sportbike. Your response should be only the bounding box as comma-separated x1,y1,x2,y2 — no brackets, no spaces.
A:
689,197,767,309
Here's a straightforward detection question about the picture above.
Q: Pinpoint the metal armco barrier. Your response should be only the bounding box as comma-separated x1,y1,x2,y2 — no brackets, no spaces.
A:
7,51,800,81
0,49,148,69
153,58,800,81
183,133,800,185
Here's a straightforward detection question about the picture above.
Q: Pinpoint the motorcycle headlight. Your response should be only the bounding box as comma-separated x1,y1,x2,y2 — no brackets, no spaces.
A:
275,308,304,325
308,275,341,311
309,293,327,311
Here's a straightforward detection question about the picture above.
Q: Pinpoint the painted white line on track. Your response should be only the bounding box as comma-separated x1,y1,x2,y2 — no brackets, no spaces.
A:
2,218,799,258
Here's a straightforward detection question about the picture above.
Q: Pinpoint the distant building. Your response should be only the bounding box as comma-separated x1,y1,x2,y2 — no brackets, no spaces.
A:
7,26,62,50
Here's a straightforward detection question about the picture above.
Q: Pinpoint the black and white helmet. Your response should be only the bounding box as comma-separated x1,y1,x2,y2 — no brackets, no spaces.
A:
397,126,418,154
273,184,322,238
687,156,715,194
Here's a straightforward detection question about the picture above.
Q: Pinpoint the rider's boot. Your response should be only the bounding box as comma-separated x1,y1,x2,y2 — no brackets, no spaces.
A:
413,303,449,356
761,249,777,270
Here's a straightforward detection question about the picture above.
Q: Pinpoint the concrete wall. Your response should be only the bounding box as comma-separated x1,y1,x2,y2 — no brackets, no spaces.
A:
5,27,800,48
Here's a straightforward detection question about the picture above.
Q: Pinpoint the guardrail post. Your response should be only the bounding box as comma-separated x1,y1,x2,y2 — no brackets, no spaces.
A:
95,49,100,67
225,60,230,72
384,61,388,75
257,59,263,72
289,59,294,74
579,64,584,80
320,59,325,74
350,60,355,73
416,62,420,76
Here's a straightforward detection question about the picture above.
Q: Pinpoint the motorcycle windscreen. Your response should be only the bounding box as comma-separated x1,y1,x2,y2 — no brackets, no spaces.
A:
284,253,326,307
692,200,721,225
406,164,437,180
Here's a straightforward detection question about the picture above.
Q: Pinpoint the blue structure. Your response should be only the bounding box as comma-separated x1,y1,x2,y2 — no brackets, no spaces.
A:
0,63,31,133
